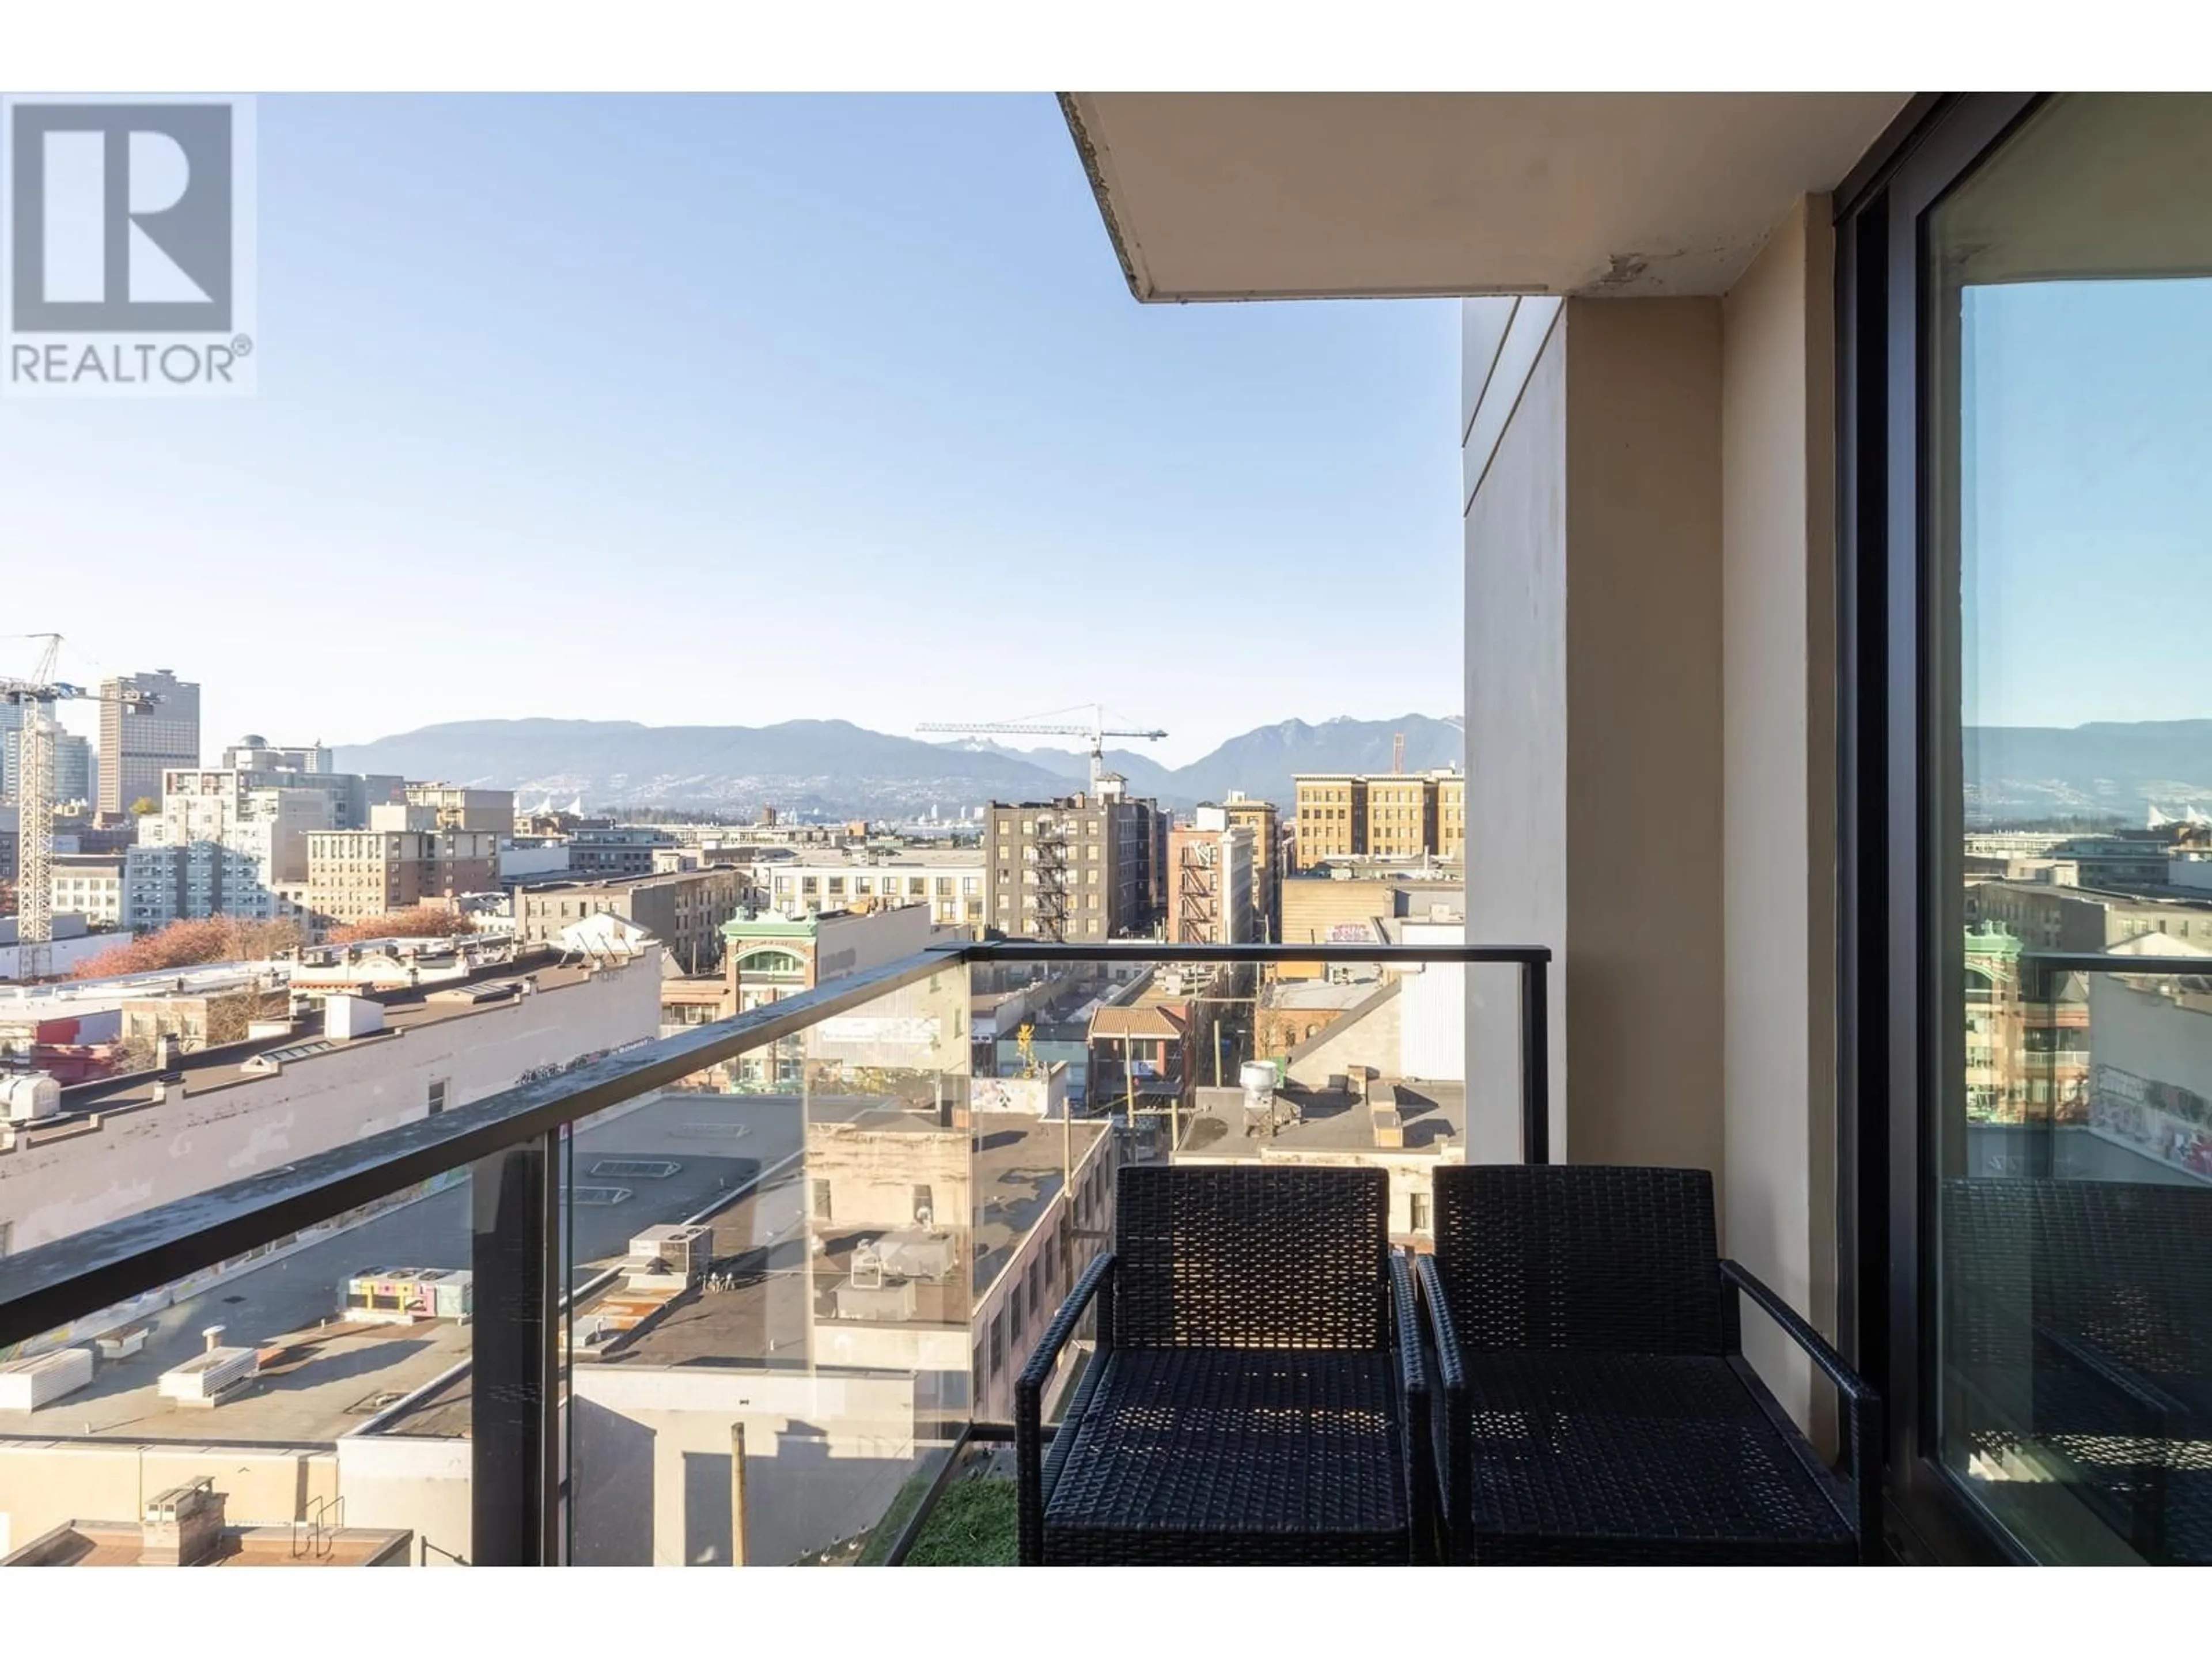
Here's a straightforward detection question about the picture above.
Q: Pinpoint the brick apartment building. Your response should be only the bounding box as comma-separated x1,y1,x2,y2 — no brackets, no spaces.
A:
304,815,499,930
1292,767,1464,870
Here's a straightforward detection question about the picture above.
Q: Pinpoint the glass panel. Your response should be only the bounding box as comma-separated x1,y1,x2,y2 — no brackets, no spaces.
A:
560,963,982,1566
1933,92,2212,1565
0,1173,476,1567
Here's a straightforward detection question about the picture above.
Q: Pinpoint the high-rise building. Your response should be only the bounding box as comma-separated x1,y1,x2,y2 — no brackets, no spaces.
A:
1291,767,1464,870
98,669,200,816
3,728,93,806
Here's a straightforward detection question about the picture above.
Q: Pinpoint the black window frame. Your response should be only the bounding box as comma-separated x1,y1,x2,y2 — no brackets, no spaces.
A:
1836,89,2049,1566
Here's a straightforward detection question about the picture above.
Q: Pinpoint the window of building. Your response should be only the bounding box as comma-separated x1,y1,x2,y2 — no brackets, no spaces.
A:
427,1078,449,1115
1410,1192,1430,1233
812,1180,832,1222
989,1313,1005,1377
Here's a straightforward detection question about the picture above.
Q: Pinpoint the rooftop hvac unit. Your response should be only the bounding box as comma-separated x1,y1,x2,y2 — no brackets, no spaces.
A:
851,1240,886,1290
158,1345,259,1407
0,1346,94,1411
1,1073,60,1124
628,1223,711,1279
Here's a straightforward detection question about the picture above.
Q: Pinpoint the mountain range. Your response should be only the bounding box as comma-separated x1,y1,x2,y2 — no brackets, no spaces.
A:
334,714,1468,819
332,713,2212,825
1963,720,2212,824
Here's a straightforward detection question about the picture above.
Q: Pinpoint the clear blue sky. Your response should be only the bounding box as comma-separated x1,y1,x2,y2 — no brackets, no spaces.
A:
4,94,1463,767
1959,276,2212,732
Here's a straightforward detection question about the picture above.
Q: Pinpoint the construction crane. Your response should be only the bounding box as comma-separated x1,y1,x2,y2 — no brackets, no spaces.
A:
2,635,160,983
917,705,1167,791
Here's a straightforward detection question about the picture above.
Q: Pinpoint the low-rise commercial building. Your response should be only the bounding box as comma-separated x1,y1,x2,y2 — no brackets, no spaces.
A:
515,867,746,975
566,827,679,878
757,847,985,930
49,854,122,930
1964,880,2212,956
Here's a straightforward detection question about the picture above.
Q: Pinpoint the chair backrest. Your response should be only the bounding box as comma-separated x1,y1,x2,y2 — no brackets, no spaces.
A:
1942,1176,2212,1381
1111,1164,1389,1350
1430,1165,1724,1355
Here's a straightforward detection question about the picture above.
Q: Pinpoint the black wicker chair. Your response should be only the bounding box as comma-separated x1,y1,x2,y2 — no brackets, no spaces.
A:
1015,1164,1426,1565
1942,1176,2212,1565
1416,1164,1881,1564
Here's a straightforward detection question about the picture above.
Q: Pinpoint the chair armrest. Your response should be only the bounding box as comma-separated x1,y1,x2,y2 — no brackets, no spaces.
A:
1720,1258,1884,1561
2035,1321,2194,1437
1412,1254,1467,1398
1387,1252,1431,1559
1015,1251,1115,1566
1388,1251,1428,1404
1412,1253,1468,1555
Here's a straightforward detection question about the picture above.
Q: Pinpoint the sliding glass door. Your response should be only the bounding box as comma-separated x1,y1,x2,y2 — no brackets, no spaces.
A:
1844,92,2212,1565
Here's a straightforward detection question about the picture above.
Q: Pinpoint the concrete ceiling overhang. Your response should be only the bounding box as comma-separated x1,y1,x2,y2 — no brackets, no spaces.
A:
1061,93,1911,301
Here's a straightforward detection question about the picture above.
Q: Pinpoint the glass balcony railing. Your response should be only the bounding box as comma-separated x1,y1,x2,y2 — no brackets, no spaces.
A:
0,940,1547,1567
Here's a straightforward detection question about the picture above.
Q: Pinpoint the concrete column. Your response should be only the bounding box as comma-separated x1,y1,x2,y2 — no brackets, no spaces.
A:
1461,293,1726,1177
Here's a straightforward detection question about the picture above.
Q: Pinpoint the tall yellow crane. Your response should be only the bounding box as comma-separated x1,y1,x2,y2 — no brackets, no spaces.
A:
2,635,160,982
916,704,1167,791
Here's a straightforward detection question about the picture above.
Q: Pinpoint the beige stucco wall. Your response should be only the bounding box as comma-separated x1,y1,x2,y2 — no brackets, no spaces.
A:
335,1433,469,1565
0,1440,339,1558
1462,296,1726,1173
1720,196,1839,1440
1560,297,1726,1175
1463,212,1840,1441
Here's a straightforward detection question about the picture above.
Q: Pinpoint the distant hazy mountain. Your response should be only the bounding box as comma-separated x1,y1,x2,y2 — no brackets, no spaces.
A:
1964,720,2212,824
336,719,1073,819
335,713,1467,818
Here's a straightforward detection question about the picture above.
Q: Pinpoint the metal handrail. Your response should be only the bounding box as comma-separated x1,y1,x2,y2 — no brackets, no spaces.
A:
0,938,1550,1354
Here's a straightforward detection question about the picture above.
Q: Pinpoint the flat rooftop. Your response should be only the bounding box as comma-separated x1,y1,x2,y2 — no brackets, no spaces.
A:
1180,1080,1465,1158
1971,879,2212,911
30,956,604,1136
1264,978,1385,1012
3,1520,411,1567
0,1090,804,1448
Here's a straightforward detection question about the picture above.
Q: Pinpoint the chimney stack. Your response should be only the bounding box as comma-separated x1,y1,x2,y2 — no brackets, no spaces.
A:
202,1324,226,1353
141,1480,226,1566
